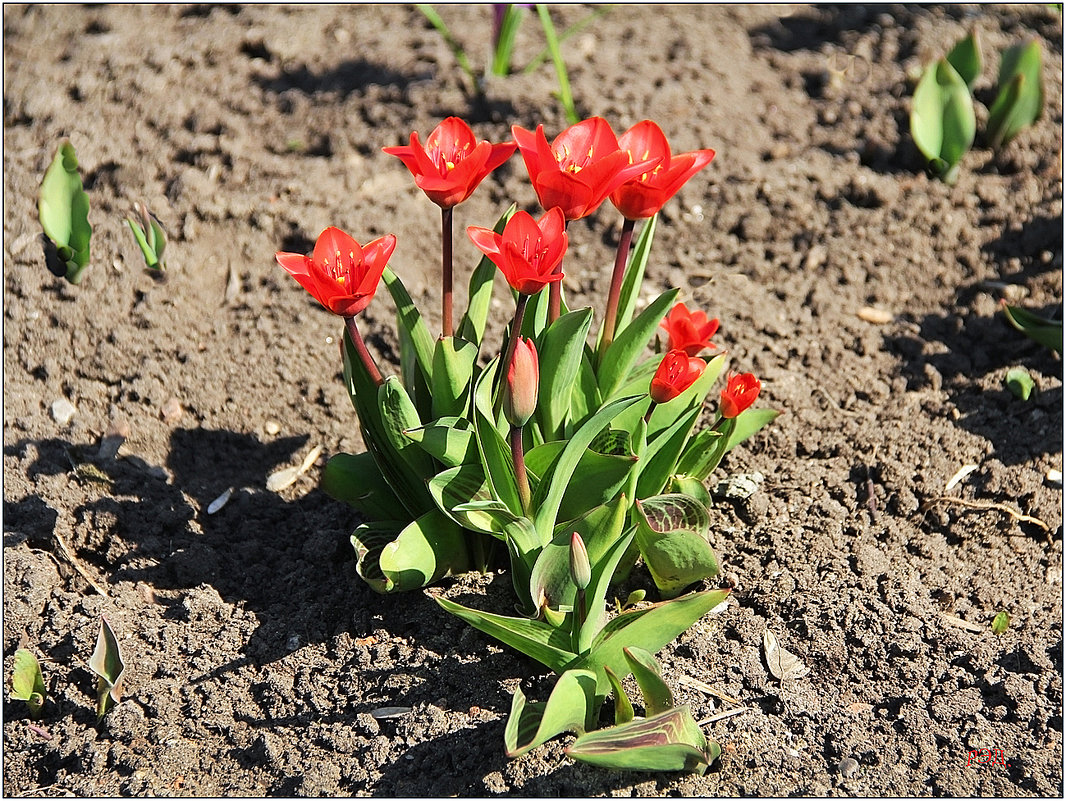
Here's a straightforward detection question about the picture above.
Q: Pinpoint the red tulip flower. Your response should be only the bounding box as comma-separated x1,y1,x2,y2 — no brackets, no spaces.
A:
275,226,396,318
511,117,659,221
650,349,706,404
383,117,516,209
660,303,720,357
720,373,761,419
467,207,568,296
609,120,716,220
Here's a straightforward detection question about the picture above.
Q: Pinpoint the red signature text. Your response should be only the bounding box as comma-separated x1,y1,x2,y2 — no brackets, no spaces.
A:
966,748,1009,767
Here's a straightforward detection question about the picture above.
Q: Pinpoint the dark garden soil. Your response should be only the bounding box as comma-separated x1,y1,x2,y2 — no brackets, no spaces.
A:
2,4,1063,796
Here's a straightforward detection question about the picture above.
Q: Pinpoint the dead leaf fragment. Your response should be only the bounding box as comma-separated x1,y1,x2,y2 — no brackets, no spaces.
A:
370,706,411,720
763,629,810,682
207,488,233,515
267,444,323,492
944,464,978,492
857,306,893,324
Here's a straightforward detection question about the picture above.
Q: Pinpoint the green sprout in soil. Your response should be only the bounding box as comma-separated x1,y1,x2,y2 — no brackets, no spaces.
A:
89,617,126,721
9,649,47,719
125,201,168,271
38,140,92,283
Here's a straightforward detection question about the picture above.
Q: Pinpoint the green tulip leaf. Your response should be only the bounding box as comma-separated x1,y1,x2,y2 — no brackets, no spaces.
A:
383,265,436,391
472,359,523,516
669,475,713,509
38,140,92,283
568,349,602,432
351,521,407,593
434,595,577,673
525,441,636,522
636,405,702,501
504,669,599,757
536,307,594,440
321,451,403,519
379,377,436,487
532,394,645,543
1001,303,1062,353
125,201,167,271
634,494,719,599
675,429,725,481
623,646,674,716
725,407,781,451
986,40,1044,150
604,665,636,725
946,30,982,88
571,589,730,696
10,649,46,719
566,705,717,774
577,528,638,653
458,204,516,349
910,58,976,183
432,336,477,419
598,287,680,400
992,611,1011,634
89,617,125,721
404,417,479,467
378,509,469,591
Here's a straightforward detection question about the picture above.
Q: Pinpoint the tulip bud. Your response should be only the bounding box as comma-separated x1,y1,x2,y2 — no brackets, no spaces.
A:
504,336,539,428
569,532,591,591
720,372,761,419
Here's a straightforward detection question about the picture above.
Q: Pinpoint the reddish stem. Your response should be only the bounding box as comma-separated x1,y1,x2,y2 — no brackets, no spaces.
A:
547,219,571,324
344,316,384,386
441,206,454,338
597,216,636,365
510,424,532,515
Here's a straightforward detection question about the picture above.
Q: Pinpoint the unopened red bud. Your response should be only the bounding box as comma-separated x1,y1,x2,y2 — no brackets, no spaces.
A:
504,336,539,428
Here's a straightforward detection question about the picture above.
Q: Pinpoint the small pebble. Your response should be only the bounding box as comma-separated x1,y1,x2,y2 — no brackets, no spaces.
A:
265,421,280,435
161,397,183,424
838,756,860,777
51,398,76,425
1046,469,1062,487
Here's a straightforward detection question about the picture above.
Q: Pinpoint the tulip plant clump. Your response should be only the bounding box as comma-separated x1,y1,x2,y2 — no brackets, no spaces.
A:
275,116,777,772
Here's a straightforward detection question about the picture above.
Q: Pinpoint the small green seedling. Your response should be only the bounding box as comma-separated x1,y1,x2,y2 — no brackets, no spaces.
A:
39,140,92,283
89,617,126,721
1005,367,1035,400
10,649,47,719
910,58,975,184
991,611,1011,634
125,201,167,271
1002,301,1063,353
986,40,1044,151
946,30,982,88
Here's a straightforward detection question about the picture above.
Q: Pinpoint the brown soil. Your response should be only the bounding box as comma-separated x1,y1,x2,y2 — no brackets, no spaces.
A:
3,4,1063,797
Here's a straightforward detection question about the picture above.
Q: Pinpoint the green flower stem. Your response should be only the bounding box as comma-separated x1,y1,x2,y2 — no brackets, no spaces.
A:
344,316,384,387
441,206,454,338
510,423,532,515
596,216,636,366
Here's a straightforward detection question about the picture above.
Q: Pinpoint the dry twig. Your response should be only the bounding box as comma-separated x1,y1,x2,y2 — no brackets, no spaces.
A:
922,496,1051,533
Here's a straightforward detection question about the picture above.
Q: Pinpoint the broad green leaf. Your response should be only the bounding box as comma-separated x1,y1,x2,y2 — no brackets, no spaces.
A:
525,441,636,522
432,336,477,419
458,204,516,349
566,705,717,774
571,589,731,695
536,308,594,440
532,394,644,543
946,30,982,88
320,451,403,519
623,646,673,716
427,463,501,532
434,595,577,672
383,265,435,389
992,611,1011,634
351,521,406,593
604,665,635,725
636,405,702,500
89,617,125,721
518,282,560,342
910,58,975,183
598,288,680,400
725,407,780,451
504,669,599,757
38,141,92,283
10,649,46,719
634,494,719,599
646,353,725,440
1002,303,1063,353
379,378,435,490
577,529,637,653
568,349,602,431
378,509,469,591
404,417,479,467
675,429,724,481
531,497,629,615
342,327,427,518
986,40,1044,150
613,214,658,337
669,474,713,508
